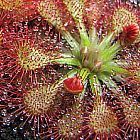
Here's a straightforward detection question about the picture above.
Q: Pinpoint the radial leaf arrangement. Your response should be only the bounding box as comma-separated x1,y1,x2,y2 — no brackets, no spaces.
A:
0,0,140,140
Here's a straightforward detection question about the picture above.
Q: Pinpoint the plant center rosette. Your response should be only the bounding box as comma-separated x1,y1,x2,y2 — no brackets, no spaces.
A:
0,0,39,21
37,0,139,100
51,27,129,100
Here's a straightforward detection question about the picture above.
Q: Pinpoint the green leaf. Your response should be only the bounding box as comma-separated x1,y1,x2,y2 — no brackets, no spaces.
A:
99,74,126,99
98,74,124,97
89,27,98,46
79,68,90,81
98,33,114,50
79,23,91,47
62,31,80,57
61,53,73,58
98,74,118,92
51,57,81,67
63,0,84,22
100,43,120,63
89,74,102,96
101,62,128,75
38,0,65,31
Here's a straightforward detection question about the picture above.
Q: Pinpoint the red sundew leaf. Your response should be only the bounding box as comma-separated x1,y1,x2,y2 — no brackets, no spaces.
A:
0,0,22,10
62,0,84,23
0,30,2,45
122,76,140,96
115,94,140,140
53,0,79,35
117,44,140,95
0,9,12,27
122,47,140,73
37,0,80,38
83,0,108,29
0,28,62,85
83,97,123,140
37,0,66,31
13,1,40,22
41,102,83,140
0,81,65,138
103,85,140,139
104,90,140,140
0,0,40,22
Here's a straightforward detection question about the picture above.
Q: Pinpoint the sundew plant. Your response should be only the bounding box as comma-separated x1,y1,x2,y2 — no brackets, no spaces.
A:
0,0,140,140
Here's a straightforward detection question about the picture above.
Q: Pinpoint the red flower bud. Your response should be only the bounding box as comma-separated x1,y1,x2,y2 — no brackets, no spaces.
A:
121,24,139,44
64,76,84,94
